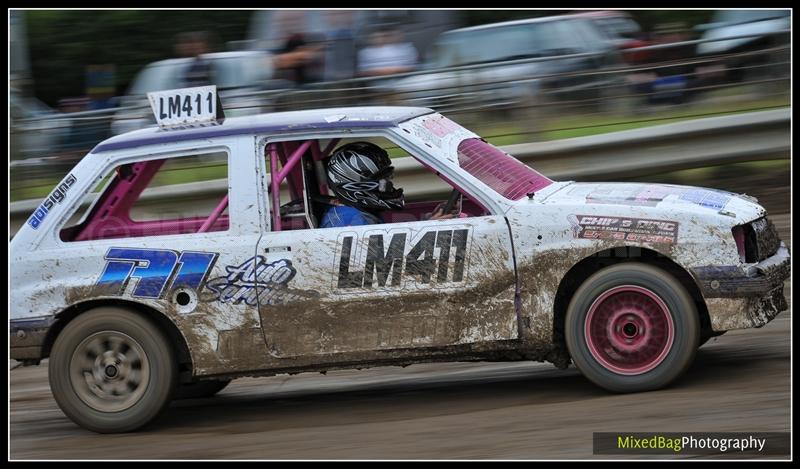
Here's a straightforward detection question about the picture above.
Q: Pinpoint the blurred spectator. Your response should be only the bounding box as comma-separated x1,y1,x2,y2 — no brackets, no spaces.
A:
86,65,116,110
271,10,325,86
57,97,101,152
357,27,419,77
323,10,359,81
177,31,214,87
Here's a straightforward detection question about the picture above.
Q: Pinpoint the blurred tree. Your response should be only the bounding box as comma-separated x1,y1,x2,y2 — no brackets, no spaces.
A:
26,10,251,106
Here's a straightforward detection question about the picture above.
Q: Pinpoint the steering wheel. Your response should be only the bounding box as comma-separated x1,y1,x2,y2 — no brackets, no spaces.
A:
441,188,462,215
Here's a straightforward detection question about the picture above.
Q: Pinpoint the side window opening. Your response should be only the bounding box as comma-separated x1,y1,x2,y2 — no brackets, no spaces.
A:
60,151,229,242
265,136,491,233
266,138,340,232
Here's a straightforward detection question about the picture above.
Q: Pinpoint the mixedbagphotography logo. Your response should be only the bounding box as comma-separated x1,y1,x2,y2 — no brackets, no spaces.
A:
593,432,790,456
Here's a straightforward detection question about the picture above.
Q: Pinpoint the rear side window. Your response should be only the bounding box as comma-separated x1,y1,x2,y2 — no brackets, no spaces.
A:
457,138,553,200
60,151,229,242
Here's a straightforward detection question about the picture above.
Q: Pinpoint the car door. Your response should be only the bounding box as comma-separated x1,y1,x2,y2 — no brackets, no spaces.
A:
254,138,519,358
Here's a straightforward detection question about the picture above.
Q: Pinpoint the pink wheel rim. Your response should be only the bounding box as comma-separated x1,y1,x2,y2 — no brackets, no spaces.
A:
584,285,675,375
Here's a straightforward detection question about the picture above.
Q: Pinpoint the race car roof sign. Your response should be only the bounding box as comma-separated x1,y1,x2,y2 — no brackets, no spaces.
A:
148,86,225,129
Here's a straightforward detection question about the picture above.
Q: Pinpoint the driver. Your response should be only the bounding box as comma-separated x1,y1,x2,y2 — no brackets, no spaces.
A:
321,142,455,228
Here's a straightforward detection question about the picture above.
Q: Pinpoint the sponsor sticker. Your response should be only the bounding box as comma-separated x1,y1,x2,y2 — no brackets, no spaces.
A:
568,215,679,244
203,257,319,306
678,189,732,211
402,114,476,164
95,248,217,298
585,184,676,207
27,173,77,230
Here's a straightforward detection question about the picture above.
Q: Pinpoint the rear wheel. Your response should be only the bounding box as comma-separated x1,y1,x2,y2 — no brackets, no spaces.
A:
49,307,177,433
565,263,699,392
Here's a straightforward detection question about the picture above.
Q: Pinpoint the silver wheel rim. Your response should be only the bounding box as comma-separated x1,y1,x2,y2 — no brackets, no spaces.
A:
69,331,150,412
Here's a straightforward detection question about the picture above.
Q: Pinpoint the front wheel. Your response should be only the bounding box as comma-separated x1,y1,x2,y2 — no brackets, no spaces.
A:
49,307,177,433
565,263,699,392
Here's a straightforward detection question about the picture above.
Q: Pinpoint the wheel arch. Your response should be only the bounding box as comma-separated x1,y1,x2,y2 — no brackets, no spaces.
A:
42,299,194,378
551,246,710,355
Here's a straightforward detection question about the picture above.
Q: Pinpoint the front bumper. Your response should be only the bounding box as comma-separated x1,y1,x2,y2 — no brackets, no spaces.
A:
10,316,55,362
692,243,790,331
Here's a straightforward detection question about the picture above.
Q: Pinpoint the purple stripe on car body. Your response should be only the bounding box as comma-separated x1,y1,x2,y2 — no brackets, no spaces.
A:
92,120,399,153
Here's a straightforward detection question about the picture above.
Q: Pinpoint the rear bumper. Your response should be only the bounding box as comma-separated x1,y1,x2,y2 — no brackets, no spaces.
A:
10,316,55,362
692,243,790,331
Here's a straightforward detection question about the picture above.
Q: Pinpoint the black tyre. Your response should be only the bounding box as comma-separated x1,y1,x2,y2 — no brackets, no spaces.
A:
49,307,177,433
565,263,700,392
175,379,231,400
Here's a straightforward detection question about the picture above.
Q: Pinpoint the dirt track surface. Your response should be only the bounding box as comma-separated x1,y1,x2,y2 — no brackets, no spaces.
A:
10,283,791,460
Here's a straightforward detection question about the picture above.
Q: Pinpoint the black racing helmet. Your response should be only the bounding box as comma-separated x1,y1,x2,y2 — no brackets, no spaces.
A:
325,142,405,211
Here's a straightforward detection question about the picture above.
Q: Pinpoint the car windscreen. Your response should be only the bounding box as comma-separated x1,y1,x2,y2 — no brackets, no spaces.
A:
213,56,268,89
713,9,789,25
457,138,553,200
129,63,186,95
593,16,641,38
432,21,575,68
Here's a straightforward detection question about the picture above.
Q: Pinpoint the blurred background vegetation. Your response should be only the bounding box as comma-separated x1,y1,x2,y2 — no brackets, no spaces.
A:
26,10,252,105
25,10,717,106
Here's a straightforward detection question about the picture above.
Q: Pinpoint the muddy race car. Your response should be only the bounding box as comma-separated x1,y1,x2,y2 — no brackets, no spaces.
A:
10,86,790,433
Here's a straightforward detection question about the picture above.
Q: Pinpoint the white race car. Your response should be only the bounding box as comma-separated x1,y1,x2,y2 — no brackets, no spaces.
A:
10,87,790,432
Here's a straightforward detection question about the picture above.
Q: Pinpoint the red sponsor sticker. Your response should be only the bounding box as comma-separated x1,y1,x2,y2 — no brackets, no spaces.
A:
569,215,679,244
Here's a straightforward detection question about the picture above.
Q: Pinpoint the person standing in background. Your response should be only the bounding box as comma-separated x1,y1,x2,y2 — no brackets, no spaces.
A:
177,31,214,88
357,27,419,77
271,10,325,86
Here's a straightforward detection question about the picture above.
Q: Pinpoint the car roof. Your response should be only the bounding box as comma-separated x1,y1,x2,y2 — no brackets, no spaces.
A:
443,15,578,35
92,106,434,153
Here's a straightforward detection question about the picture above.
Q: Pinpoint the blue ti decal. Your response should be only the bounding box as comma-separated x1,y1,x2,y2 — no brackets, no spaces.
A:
96,248,216,298
95,257,138,295
171,251,219,291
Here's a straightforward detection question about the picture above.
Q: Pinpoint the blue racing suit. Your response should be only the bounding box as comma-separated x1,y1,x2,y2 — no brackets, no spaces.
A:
320,205,383,228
